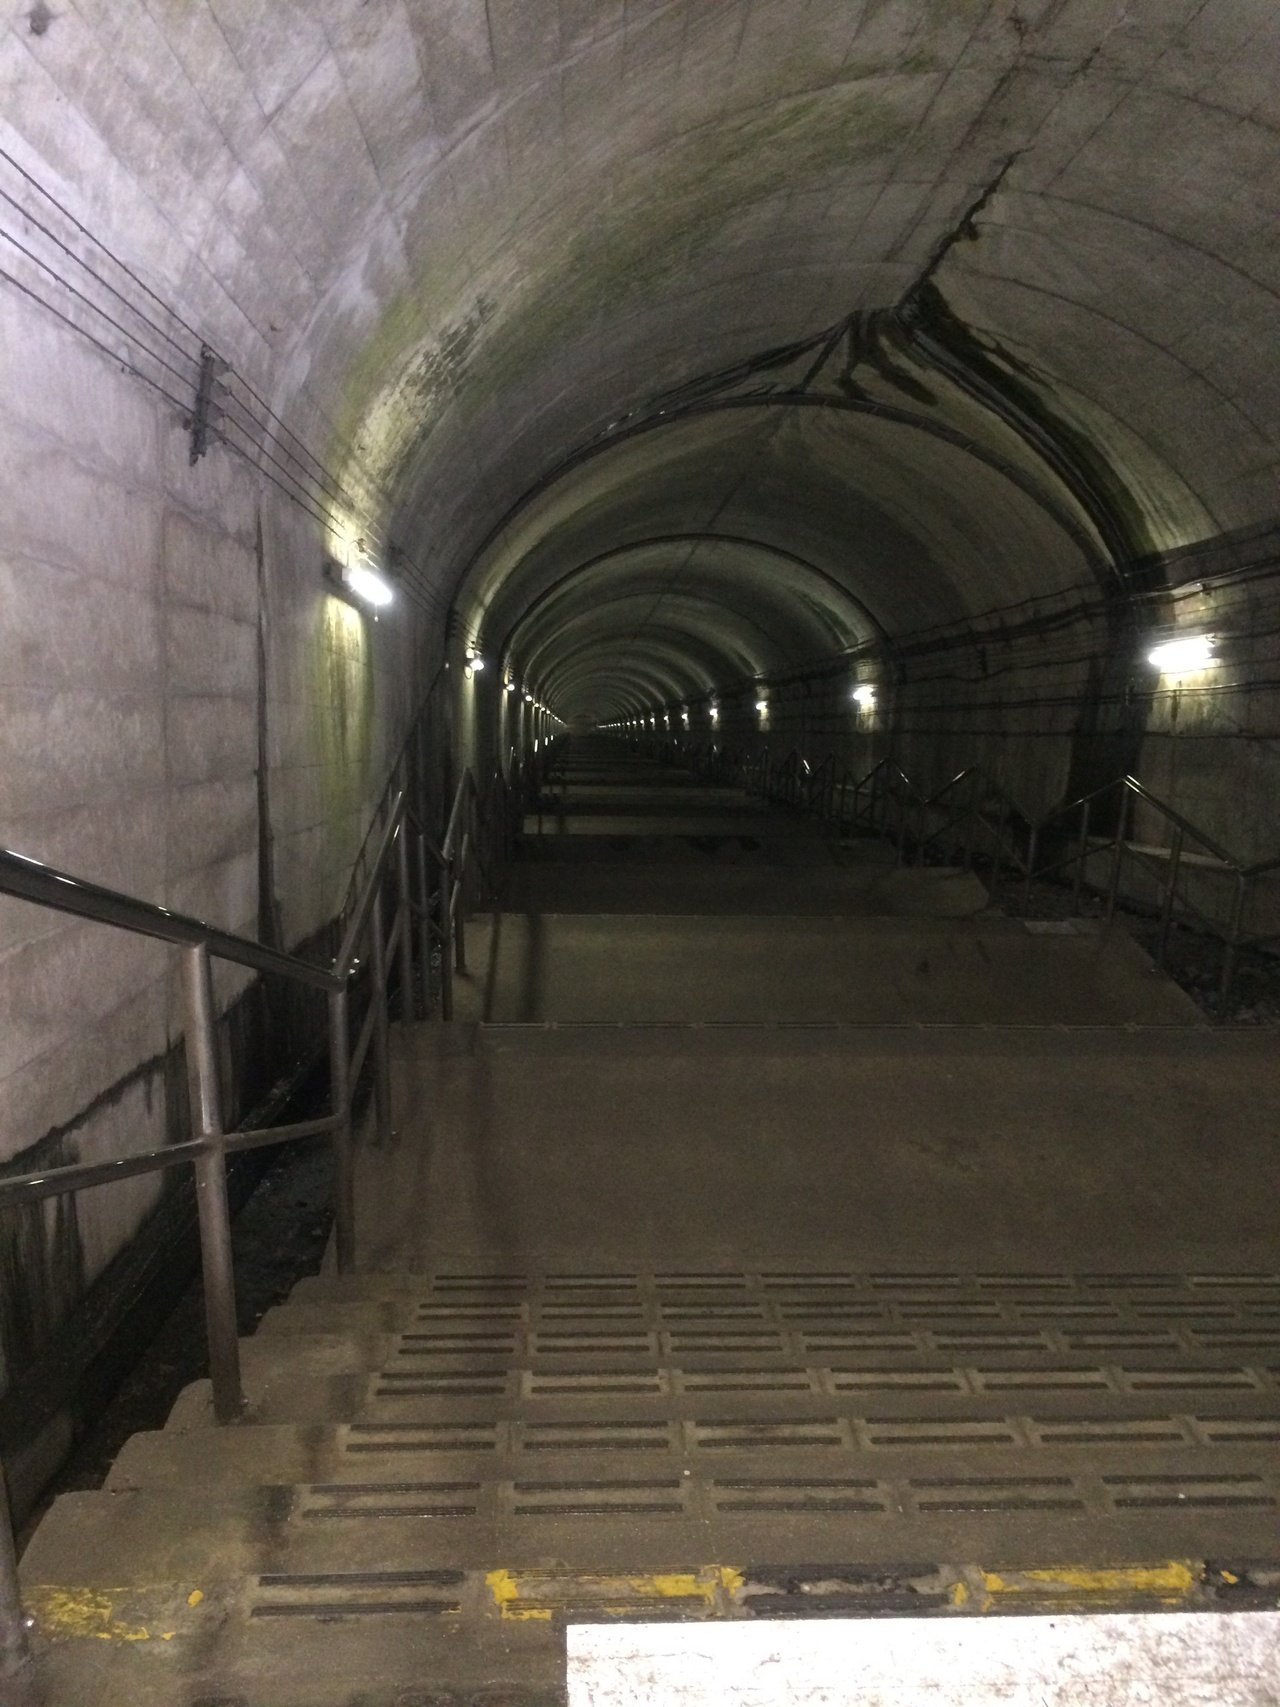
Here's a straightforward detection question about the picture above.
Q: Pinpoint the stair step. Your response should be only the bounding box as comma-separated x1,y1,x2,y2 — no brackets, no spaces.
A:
454,913,1202,1025
502,862,986,917
28,1447,1280,1584
27,1575,563,1707
214,1311,1280,1382
167,1352,1280,1432
287,1267,1280,1306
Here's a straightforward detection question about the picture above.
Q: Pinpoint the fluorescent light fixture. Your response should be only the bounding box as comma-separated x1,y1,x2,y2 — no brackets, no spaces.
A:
852,683,876,709
1148,635,1215,673
326,555,394,609
344,562,393,608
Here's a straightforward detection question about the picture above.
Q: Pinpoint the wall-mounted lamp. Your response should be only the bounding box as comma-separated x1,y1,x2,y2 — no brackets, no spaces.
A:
852,683,876,710
755,698,769,716
505,680,518,694
325,554,394,610
1148,635,1215,674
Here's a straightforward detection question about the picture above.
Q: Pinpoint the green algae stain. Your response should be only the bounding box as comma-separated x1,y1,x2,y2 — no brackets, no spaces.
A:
328,79,915,498
312,594,375,819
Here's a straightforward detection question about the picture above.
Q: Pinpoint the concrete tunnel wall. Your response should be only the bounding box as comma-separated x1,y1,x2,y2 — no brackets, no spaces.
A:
0,0,1278,1507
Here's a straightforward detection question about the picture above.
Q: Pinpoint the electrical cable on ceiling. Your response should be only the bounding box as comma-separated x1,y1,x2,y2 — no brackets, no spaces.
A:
0,145,446,620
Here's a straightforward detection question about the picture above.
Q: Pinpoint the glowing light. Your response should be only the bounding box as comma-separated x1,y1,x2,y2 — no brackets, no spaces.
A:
344,563,394,608
1148,635,1215,674
852,683,876,709
755,699,768,715
505,680,517,694
469,656,486,673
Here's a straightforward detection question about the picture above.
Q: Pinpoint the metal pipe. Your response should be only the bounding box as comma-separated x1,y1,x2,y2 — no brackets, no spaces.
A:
0,847,340,991
1106,789,1128,925
439,855,455,1021
1072,799,1091,911
415,832,433,1018
1219,873,1248,1020
394,822,415,1024
369,887,393,1146
454,872,468,976
181,943,243,1425
1156,826,1184,968
328,987,355,1275
995,795,1009,883
0,1459,29,1679
333,791,406,979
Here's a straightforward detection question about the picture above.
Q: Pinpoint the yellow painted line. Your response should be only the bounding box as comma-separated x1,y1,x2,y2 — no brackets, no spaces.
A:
980,1562,1197,1608
27,1585,177,1644
485,1566,743,1622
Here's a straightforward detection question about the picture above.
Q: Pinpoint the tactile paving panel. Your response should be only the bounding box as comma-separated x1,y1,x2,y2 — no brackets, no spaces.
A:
307,1271,1280,1562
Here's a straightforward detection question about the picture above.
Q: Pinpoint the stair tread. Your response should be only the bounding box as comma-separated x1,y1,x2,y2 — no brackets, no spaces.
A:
25,1470,1280,1586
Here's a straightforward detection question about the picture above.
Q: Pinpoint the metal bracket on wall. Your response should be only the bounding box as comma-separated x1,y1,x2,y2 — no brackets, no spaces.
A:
187,344,228,464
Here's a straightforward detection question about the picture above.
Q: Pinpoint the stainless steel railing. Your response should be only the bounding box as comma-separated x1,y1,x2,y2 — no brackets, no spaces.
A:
0,749,520,1674
664,735,1280,1017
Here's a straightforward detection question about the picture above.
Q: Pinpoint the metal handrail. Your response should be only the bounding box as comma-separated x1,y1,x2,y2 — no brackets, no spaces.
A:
659,732,1279,1017
0,743,513,1675
0,848,341,990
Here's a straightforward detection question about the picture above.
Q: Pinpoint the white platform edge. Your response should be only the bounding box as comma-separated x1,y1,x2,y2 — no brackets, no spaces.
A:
567,1611,1280,1706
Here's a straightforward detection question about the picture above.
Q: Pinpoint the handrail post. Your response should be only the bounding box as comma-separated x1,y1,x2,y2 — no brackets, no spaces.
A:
454,860,468,977
327,986,355,1274
1072,799,1091,912
369,887,393,1145
394,821,415,1024
1106,790,1128,925
895,789,908,867
995,795,1009,883
181,942,243,1424
0,1460,29,1679
439,851,455,1021
1218,873,1247,1020
415,832,433,1018
1157,826,1184,969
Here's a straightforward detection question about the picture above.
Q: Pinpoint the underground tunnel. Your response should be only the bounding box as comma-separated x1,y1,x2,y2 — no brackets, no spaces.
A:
1,1,1279,1701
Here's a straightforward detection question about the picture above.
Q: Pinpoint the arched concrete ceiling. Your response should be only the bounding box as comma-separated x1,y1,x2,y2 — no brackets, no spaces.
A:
497,533,882,707
7,1,1277,722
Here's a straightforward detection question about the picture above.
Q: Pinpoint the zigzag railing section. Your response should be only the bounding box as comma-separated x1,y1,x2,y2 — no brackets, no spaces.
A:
654,738,1278,1020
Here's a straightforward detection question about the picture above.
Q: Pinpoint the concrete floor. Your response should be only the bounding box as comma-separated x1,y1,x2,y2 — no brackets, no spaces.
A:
356,1023,1280,1275
18,740,1280,1707
457,913,1200,1025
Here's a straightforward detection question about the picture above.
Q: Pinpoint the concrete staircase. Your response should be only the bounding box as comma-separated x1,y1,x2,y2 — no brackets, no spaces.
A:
18,737,1280,1704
